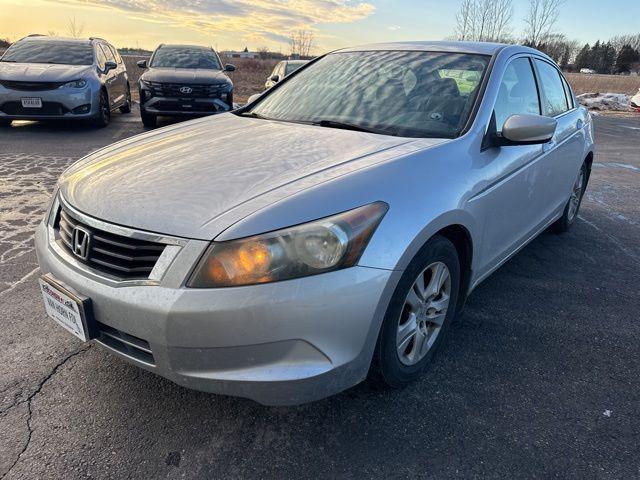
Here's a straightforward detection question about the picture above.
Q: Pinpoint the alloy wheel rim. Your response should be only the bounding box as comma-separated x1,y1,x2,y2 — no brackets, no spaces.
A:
396,261,451,366
567,169,584,221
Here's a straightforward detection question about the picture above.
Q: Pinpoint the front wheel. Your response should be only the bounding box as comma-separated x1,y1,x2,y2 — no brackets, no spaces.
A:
119,85,132,114
140,108,157,128
92,90,111,128
371,235,460,388
553,162,588,233
0,118,11,127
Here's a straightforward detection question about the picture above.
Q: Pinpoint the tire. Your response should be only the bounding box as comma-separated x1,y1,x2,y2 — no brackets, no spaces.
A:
119,85,132,114
92,90,111,128
0,118,11,127
553,162,588,233
140,108,157,128
371,235,460,388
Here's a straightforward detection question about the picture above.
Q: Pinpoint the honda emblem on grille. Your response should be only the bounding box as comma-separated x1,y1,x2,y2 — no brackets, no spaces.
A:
179,86,193,94
72,226,91,261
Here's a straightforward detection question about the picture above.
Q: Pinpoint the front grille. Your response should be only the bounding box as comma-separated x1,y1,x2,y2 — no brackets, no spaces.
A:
97,322,155,365
0,101,68,116
0,80,66,91
145,81,228,99
54,206,166,280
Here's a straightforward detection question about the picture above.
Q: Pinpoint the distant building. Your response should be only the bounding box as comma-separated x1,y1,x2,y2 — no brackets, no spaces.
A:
222,50,258,59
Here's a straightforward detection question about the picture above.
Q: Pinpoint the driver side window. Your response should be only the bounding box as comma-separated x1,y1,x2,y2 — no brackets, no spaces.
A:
494,57,540,132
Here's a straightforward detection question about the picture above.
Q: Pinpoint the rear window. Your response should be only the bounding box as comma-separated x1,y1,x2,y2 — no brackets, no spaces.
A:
151,47,221,69
1,41,94,66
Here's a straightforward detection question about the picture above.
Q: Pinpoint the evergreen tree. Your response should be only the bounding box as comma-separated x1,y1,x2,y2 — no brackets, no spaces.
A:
600,42,616,74
615,44,640,73
575,44,591,69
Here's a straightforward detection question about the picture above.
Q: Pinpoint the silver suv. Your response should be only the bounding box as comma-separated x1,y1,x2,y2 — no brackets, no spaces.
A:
0,35,131,127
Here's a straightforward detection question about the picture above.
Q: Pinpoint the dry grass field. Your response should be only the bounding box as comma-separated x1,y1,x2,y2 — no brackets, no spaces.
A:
564,73,640,96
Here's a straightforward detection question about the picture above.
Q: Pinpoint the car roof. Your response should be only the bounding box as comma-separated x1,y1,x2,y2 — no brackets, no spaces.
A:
335,41,510,56
157,44,212,50
19,35,93,45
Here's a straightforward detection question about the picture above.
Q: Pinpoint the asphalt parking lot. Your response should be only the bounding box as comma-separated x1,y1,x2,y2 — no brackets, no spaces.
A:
1,109,639,479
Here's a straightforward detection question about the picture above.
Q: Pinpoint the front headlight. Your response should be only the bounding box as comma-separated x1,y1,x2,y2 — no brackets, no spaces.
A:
188,202,388,288
60,79,87,89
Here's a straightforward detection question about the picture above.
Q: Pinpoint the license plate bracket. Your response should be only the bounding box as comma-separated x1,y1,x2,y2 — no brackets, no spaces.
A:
38,274,98,341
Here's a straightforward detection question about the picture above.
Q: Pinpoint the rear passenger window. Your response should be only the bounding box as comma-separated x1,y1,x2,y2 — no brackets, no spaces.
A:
534,59,569,116
494,57,540,131
560,75,574,109
108,45,122,64
100,44,115,63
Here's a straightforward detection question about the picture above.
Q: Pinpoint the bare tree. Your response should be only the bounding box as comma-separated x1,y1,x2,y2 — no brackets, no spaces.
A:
257,46,270,60
289,30,315,58
524,0,565,47
454,0,513,42
66,17,85,39
47,30,59,37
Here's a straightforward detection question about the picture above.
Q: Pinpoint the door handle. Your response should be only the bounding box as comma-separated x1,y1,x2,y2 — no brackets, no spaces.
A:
576,119,584,130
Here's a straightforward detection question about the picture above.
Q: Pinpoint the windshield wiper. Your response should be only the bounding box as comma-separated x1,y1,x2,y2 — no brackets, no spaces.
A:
237,111,272,120
314,120,398,136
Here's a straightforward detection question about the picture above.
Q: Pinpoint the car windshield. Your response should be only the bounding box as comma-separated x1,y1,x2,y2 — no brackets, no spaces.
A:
151,47,222,69
0,41,94,65
248,51,490,138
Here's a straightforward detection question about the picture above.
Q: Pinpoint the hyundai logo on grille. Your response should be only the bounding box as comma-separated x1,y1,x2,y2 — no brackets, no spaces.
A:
72,226,91,261
179,86,193,94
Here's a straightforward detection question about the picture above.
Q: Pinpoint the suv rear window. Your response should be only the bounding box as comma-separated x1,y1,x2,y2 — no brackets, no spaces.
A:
1,41,94,66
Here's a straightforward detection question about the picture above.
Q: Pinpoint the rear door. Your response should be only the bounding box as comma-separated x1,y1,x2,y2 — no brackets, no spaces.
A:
531,58,585,216
98,43,122,106
108,44,128,104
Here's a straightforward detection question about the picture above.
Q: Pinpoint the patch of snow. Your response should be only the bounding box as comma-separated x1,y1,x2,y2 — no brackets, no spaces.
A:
603,409,612,417
631,88,640,110
576,92,632,112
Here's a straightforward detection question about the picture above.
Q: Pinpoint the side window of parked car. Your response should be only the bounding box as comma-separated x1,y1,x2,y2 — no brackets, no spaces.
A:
100,44,116,64
560,74,574,109
534,59,570,117
108,44,122,65
494,57,540,131
95,45,107,70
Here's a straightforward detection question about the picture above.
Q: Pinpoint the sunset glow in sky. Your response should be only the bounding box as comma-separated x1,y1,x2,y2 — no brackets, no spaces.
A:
1,0,638,52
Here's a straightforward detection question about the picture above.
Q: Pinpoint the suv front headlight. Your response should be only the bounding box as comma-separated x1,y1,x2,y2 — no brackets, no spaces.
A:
59,79,87,89
188,202,388,288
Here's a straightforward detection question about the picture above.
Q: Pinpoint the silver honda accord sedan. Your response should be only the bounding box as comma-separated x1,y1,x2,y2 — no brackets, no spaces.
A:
35,41,594,405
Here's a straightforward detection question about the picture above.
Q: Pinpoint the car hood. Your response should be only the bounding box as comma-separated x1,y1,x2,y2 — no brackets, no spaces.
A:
60,114,441,240
0,62,93,82
141,68,231,84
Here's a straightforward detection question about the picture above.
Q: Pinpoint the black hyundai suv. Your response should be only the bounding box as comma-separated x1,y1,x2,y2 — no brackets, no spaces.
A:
137,44,235,127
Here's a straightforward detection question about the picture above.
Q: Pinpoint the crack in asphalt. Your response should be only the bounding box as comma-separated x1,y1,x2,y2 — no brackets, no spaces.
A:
0,345,92,479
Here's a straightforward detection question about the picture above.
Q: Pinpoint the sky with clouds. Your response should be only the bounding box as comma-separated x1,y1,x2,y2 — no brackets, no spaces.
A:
1,0,639,52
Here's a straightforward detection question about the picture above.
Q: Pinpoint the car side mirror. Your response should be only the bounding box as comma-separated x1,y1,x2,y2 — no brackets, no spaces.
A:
270,75,280,83
137,60,147,69
104,61,117,73
225,64,236,72
498,114,557,146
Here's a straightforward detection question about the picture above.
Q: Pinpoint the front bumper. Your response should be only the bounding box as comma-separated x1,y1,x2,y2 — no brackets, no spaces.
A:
140,94,231,117
35,221,392,405
0,85,99,120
